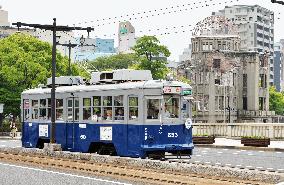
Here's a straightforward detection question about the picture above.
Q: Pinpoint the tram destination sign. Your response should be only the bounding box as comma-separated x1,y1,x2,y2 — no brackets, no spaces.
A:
163,86,181,94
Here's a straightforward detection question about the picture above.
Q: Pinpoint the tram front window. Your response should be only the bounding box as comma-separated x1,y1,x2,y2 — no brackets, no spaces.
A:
147,99,160,119
164,96,180,118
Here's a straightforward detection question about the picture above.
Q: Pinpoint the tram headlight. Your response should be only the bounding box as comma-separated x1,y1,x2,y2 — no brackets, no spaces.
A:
185,118,192,129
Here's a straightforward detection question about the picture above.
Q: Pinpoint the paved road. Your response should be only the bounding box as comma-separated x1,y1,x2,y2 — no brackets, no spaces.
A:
1,139,284,173
0,162,132,185
190,147,284,172
0,139,21,148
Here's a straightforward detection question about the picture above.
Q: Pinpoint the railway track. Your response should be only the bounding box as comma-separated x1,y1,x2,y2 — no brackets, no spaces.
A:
0,152,273,185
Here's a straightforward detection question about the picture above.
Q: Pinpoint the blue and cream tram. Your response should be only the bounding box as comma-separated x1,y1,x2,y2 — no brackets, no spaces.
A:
21,70,194,158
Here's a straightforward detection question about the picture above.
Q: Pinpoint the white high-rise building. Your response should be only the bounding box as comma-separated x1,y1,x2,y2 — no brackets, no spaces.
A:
118,21,136,53
0,6,9,27
213,5,275,85
179,44,192,63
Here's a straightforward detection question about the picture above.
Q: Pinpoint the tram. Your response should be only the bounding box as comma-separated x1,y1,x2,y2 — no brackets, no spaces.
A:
21,70,194,158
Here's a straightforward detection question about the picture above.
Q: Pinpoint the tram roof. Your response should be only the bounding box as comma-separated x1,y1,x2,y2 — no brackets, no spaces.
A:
22,80,192,95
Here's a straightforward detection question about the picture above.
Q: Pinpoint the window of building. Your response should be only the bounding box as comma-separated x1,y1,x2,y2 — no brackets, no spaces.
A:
83,98,91,120
102,96,113,120
259,74,265,88
114,95,124,120
32,100,39,119
92,96,102,121
259,97,264,110
243,74,248,87
39,99,47,119
56,99,64,120
213,59,221,68
243,97,247,110
147,99,160,119
129,97,138,121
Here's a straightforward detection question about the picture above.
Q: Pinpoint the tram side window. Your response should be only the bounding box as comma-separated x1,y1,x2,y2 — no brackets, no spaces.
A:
32,100,39,119
67,99,72,121
23,99,30,121
164,96,180,118
147,99,160,119
39,99,47,119
83,98,91,120
56,99,63,120
129,97,138,121
92,96,102,121
114,95,124,120
47,98,51,120
74,99,79,121
102,96,112,121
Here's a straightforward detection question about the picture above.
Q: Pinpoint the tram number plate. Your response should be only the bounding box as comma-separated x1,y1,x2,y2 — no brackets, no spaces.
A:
168,133,178,138
163,86,181,94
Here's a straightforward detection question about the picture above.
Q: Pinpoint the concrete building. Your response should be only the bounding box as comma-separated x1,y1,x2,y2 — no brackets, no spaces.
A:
0,6,9,26
118,21,136,53
34,29,75,57
213,5,275,86
179,44,192,63
0,6,74,56
187,15,273,123
74,37,115,62
274,42,284,91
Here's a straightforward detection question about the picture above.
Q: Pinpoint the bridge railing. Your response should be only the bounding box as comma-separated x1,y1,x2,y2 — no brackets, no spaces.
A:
192,123,284,139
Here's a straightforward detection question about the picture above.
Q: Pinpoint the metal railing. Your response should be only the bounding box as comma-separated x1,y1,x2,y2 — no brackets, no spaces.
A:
192,123,284,139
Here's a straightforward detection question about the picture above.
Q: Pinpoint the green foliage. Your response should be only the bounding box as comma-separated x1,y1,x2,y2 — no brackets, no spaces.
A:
132,36,170,61
193,133,210,137
269,86,284,115
87,53,138,71
0,118,21,132
0,33,86,117
131,57,169,80
241,136,268,139
131,36,171,80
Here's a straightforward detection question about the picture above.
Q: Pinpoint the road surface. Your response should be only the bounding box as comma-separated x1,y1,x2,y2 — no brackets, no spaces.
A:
1,139,284,173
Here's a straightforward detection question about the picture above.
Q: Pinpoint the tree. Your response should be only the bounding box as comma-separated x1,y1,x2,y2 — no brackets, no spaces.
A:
87,53,138,71
269,86,284,115
132,36,171,79
0,33,87,118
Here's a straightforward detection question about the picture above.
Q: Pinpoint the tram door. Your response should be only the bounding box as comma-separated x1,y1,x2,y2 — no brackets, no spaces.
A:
127,96,140,154
66,97,79,150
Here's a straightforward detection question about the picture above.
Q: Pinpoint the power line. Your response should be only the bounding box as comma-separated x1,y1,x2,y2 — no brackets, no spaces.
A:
76,0,240,27
12,18,93,145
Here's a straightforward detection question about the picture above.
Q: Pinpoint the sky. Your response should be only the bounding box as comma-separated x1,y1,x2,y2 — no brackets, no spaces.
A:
0,0,283,61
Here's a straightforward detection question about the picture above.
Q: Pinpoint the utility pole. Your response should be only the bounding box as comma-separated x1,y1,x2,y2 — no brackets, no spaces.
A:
58,37,96,76
12,19,93,144
58,41,77,76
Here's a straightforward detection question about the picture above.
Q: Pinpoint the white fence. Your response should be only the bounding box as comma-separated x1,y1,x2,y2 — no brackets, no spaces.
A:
192,123,284,139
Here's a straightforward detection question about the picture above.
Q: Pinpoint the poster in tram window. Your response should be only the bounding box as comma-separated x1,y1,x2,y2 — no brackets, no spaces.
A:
163,86,181,94
39,125,48,137
100,126,112,141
